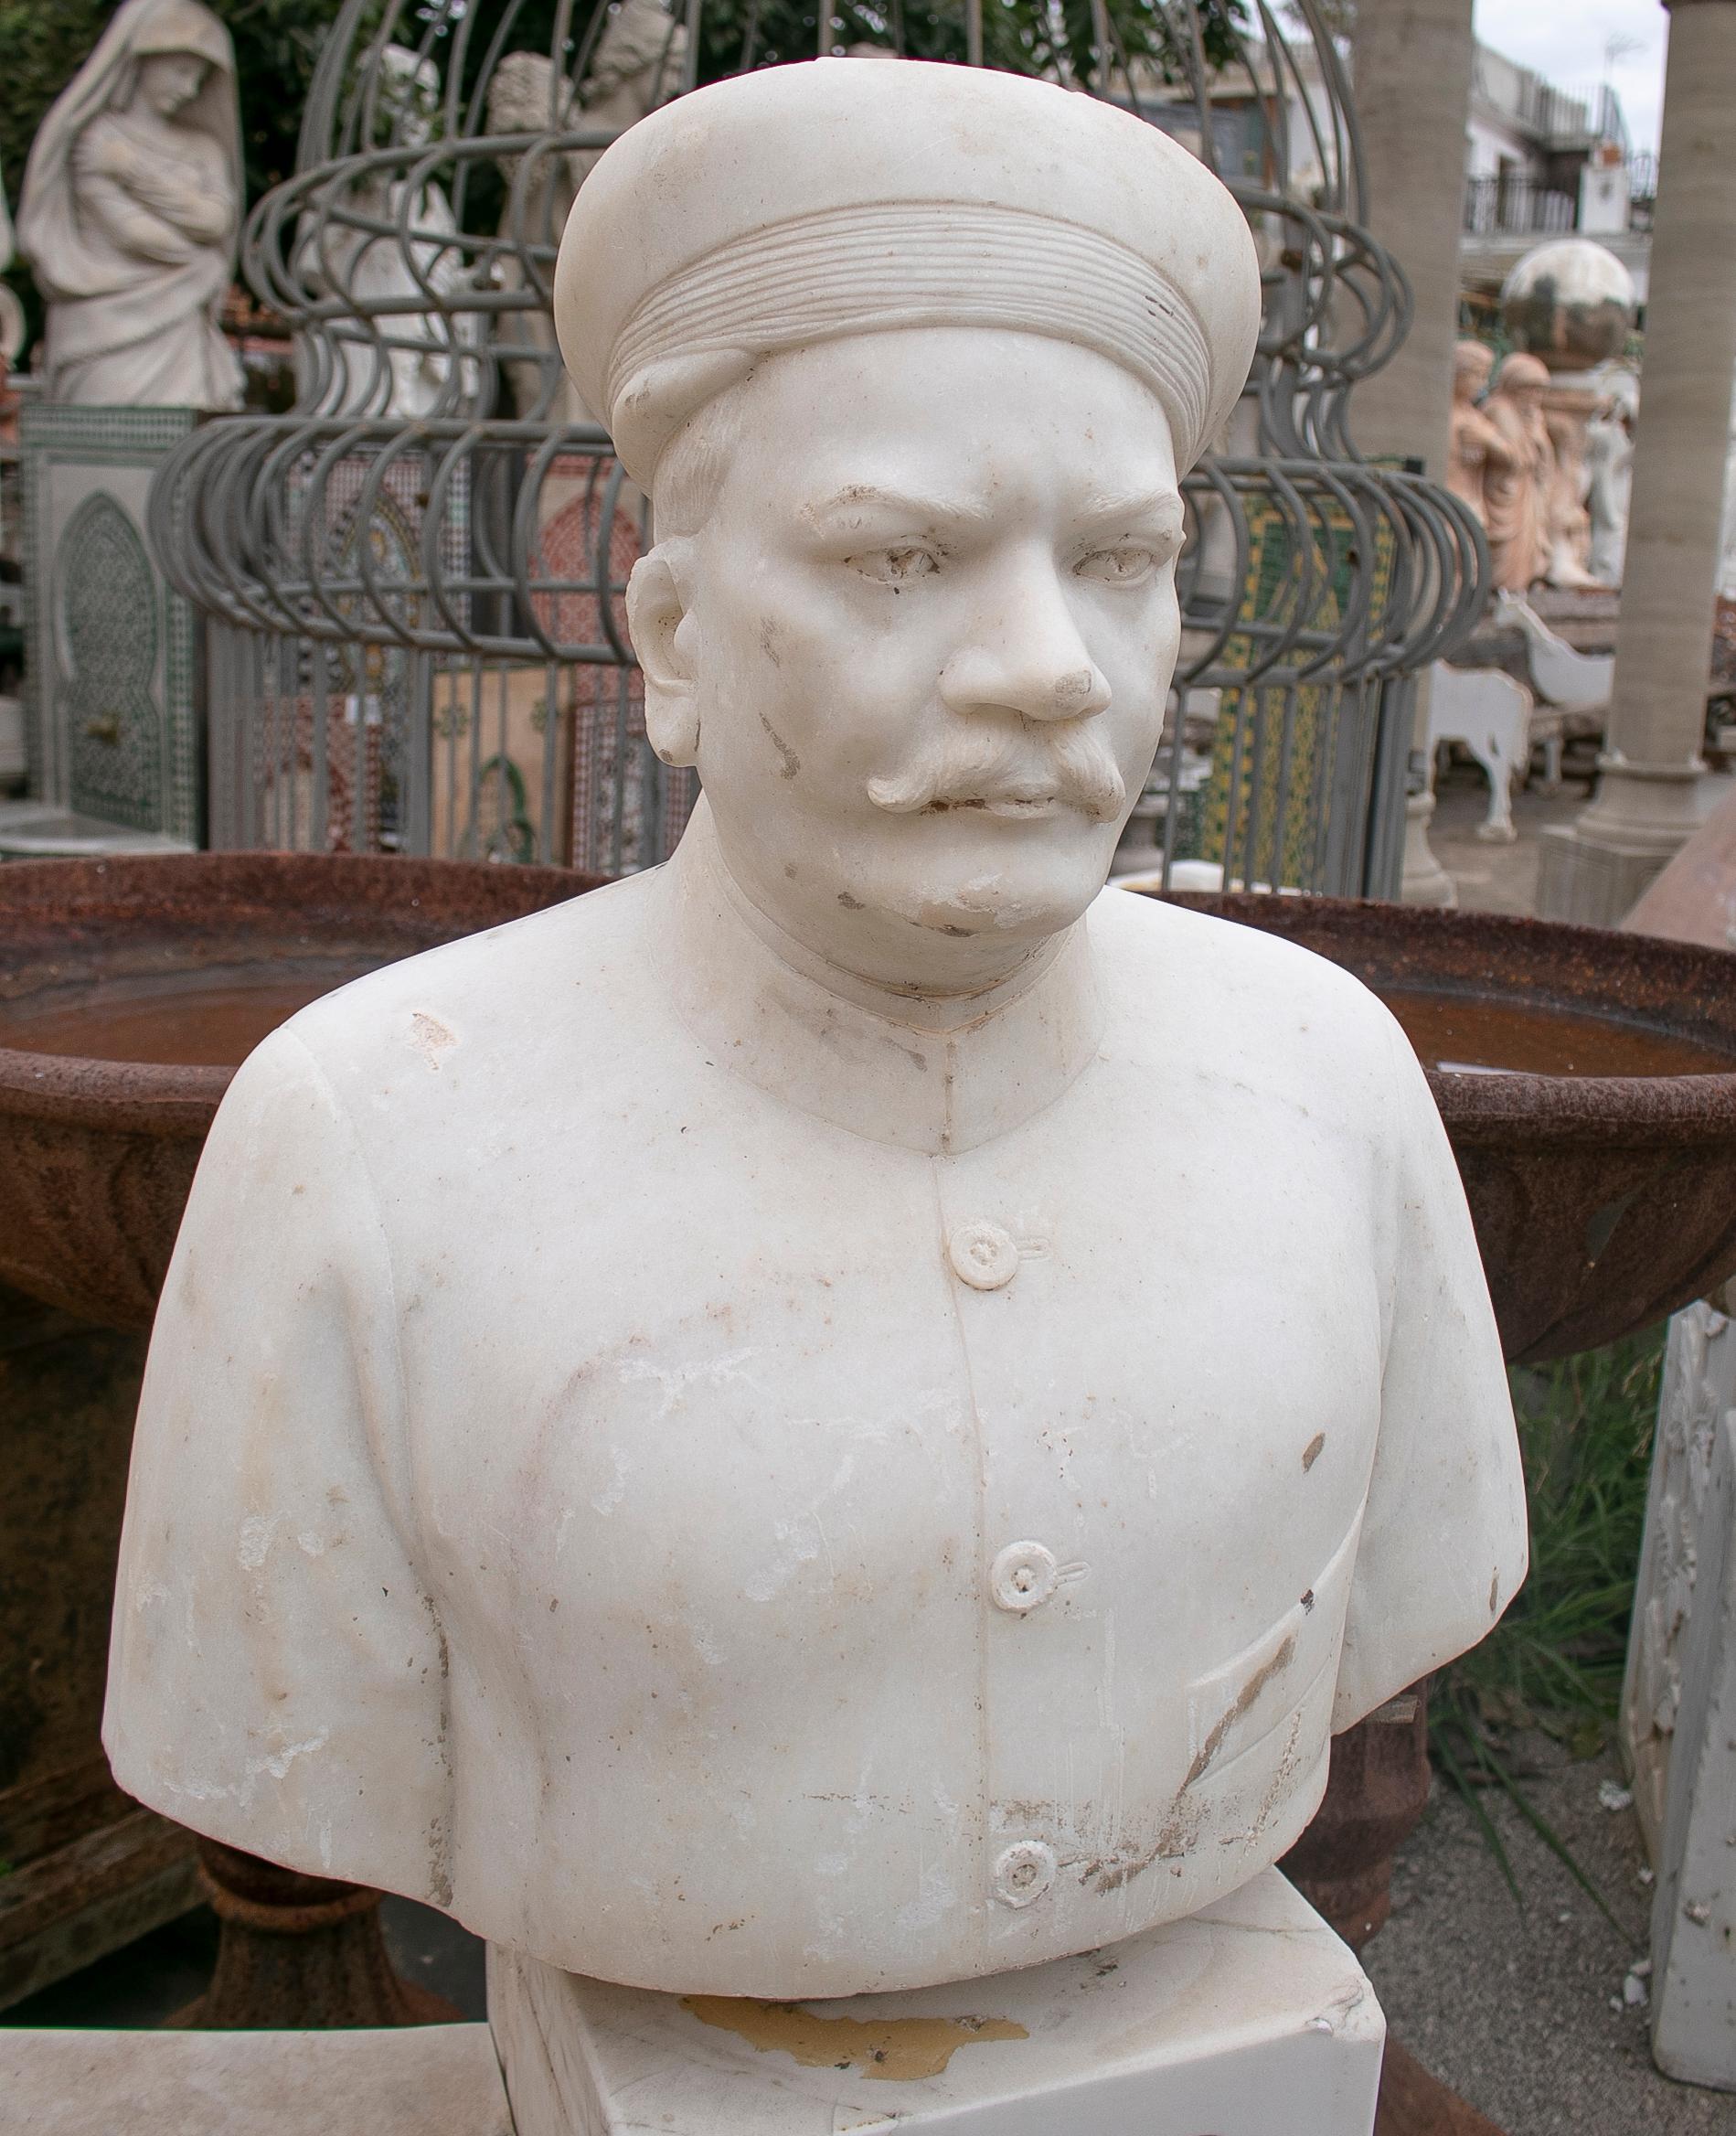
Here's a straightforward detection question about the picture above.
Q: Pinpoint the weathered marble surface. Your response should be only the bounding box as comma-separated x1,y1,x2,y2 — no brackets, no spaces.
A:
1624,1301,1736,2090
0,2021,512,2135
490,1869,1384,2136
1648,1404,1736,2092
1624,1303,1736,1852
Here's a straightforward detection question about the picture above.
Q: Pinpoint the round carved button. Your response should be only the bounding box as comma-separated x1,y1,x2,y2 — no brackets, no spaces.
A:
992,1841,1058,1908
948,1220,1018,1290
990,1540,1059,1614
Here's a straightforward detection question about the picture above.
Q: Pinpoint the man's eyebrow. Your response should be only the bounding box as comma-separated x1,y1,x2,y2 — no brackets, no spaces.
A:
1077,486,1186,529
800,484,993,529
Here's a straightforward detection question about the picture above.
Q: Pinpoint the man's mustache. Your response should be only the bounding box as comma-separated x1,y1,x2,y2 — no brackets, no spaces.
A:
866,718,1126,823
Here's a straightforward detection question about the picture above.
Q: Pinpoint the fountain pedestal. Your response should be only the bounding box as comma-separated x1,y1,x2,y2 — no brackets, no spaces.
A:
0,1285,198,2010
489,1871,1383,2136
173,1841,457,2030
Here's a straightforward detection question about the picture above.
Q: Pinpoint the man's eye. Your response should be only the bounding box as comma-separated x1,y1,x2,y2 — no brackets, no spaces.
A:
1075,547,1160,584
848,547,940,585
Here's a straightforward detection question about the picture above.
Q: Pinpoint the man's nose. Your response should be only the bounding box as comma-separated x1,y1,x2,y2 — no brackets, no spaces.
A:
937,564,1112,725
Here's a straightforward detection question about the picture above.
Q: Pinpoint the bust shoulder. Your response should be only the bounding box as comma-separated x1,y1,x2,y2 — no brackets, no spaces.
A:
272,867,669,1116
1088,884,1409,1109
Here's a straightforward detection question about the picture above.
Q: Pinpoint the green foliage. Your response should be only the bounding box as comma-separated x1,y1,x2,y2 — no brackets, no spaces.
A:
218,0,351,200
687,0,1247,90
0,0,108,212
1,0,1251,239
0,0,346,359
0,0,346,214
485,0,1247,100
1441,1332,1663,1745
0,0,1249,358
1431,1331,1665,1914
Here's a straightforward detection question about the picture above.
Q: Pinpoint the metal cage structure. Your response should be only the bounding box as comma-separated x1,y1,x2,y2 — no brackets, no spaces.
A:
149,0,1488,890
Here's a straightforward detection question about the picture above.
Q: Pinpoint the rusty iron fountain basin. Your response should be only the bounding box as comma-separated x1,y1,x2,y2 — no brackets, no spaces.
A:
5,862,1733,1361
0,853,597,1332
1162,892,1736,1365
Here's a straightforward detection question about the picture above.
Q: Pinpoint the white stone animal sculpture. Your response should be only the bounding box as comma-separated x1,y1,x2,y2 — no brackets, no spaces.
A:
1427,661,1536,842
1496,589,1614,715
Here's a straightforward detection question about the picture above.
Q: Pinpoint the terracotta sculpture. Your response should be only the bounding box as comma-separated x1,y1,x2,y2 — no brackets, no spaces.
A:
1482,351,1556,593
1445,338,1515,529
17,0,243,410
106,59,1524,2131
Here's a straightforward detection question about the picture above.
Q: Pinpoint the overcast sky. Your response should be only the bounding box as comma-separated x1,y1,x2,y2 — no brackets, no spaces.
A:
1472,0,1668,154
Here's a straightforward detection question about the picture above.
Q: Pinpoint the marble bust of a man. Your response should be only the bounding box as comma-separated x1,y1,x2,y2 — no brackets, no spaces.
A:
106,60,1526,2002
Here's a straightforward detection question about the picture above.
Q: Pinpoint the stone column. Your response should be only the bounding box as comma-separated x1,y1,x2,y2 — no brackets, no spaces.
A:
1351,0,1480,908
1539,0,1736,926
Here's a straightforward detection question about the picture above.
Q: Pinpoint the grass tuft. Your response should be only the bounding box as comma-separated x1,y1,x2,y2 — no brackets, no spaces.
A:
1429,1330,1665,1914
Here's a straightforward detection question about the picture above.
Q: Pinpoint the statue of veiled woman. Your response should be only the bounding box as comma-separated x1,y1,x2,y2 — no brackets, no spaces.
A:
17,0,244,410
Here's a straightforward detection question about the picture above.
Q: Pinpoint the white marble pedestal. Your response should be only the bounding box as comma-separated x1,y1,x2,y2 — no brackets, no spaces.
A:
0,2022,513,2135
489,1868,1384,2136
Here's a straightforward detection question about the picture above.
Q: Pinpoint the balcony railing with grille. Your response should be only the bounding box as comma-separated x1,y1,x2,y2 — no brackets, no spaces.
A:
1462,174,1577,239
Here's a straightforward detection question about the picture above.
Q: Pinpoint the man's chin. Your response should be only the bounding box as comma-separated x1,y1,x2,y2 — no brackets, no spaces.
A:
878,843,1113,945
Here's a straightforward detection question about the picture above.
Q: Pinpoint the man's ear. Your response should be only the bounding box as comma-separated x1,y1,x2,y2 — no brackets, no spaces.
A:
626,544,700,768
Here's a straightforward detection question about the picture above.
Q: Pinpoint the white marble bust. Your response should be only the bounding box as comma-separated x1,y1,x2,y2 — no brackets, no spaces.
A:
105,60,1526,2002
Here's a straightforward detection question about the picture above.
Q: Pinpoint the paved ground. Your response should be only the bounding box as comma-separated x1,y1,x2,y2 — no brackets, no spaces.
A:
1427,755,1736,917
1427,767,1588,916
1388,764,1736,2131
1368,1743,1736,2134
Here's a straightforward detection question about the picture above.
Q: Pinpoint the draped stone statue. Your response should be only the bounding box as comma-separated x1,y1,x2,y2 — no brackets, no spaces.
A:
1542,394,1600,591
1586,371,1638,589
1714,380,1736,604
487,52,582,425
17,0,244,410
570,0,687,188
488,1,687,426
1445,339,1515,531
294,44,477,419
1482,353,1556,593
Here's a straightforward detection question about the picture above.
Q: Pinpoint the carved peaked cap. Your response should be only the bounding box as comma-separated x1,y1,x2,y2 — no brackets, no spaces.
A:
554,58,1262,488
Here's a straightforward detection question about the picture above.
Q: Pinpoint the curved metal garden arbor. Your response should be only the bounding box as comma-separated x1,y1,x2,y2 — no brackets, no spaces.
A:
151,0,1487,887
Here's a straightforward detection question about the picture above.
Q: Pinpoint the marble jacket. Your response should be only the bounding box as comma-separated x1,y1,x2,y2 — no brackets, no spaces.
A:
104,833,1528,1996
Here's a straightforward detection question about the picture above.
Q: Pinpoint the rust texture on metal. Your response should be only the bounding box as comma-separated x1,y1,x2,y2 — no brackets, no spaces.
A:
1375,2041,1508,2136
0,853,601,1330
0,1281,201,2011
174,1840,459,2030
1281,1682,1432,1952
1160,892,1736,1364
